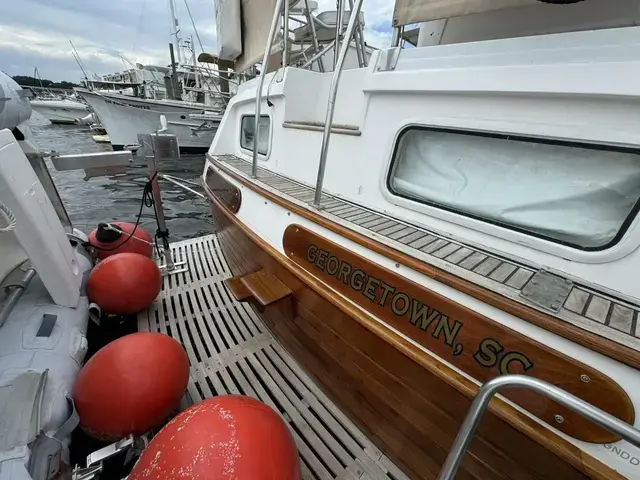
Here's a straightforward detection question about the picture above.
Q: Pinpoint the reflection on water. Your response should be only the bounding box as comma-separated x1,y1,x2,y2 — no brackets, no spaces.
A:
29,112,213,241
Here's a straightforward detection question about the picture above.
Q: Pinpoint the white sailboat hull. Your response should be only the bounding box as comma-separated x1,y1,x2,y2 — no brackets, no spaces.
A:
76,89,222,153
30,99,89,124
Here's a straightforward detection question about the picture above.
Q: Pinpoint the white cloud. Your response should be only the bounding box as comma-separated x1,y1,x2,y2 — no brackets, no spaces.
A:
0,0,393,80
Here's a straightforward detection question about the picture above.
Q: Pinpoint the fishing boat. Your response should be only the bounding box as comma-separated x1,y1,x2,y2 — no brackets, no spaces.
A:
29,98,90,125
2,0,640,478
75,89,223,153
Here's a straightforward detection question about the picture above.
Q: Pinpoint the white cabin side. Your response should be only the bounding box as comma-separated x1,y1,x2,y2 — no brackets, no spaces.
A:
209,26,640,306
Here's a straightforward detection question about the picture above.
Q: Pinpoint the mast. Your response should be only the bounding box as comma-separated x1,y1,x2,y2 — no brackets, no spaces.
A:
167,0,183,64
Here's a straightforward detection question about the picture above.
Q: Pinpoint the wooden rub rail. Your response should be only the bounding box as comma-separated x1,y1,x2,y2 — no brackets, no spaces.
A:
137,234,410,480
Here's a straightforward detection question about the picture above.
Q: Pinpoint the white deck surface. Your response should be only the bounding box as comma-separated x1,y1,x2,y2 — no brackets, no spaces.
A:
138,234,409,480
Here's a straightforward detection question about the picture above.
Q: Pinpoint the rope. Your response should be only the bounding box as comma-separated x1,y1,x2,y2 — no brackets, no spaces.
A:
0,203,16,233
84,172,161,257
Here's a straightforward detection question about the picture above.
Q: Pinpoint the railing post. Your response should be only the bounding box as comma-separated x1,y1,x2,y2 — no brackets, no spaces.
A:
303,0,325,72
313,0,364,206
333,0,345,68
283,0,290,67
391,26,404,47
437,375,640,480
252,0,285,178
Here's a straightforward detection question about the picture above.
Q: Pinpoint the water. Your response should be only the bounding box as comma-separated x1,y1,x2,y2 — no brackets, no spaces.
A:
29,112,213,241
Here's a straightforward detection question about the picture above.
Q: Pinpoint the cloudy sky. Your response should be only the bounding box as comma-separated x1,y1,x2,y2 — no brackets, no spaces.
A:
0,0,394,82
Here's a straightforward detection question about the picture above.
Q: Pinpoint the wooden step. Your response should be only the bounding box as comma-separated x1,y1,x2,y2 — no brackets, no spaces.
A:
225,269,292,308
224,276,253,301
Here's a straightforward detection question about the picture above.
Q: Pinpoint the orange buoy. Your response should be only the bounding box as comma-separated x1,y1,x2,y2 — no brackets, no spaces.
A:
129,396,301,480
87,252,161,315
89,222,153,260
73,332,189,441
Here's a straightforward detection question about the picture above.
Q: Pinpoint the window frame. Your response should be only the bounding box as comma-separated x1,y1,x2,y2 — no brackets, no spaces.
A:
385,125,640,252
239,114,272,159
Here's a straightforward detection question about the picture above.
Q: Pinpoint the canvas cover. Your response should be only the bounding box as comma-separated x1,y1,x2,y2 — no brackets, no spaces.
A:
392,0,539,26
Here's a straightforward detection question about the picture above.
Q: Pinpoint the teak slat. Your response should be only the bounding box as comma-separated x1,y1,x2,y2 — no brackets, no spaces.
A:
240,269,292,307
224,276,252,301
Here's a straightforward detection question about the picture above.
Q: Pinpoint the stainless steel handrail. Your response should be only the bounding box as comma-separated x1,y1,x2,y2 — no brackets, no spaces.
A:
312,0,365,206
252,0,285,178
283,0,290,67
334,0,345,67
300,40,336,70
437,375,640,480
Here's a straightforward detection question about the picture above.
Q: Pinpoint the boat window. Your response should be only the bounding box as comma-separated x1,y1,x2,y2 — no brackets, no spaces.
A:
240,115,270,155
387,127,640,250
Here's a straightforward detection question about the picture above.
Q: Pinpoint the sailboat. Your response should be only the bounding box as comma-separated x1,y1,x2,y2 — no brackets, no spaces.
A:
2,0,640,478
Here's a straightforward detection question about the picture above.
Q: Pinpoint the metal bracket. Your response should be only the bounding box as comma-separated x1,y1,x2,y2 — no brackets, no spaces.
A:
50,151,134,180
0,260,33,290
520,270,573,313
86,435,135,468
159,260,189,276
376,47,402,72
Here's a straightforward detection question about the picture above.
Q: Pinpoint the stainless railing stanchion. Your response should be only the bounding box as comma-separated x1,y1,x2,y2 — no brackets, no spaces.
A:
313,0,365,206
252,0,285,178
283,0,290,67
304,0,325,72
437,375,640,480
391,26,404,47
333,0,345,67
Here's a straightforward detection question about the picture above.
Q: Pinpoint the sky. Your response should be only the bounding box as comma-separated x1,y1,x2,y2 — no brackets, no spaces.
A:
0,0,394,82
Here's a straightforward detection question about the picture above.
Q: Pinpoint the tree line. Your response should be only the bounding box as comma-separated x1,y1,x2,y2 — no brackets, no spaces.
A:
12,75,78,90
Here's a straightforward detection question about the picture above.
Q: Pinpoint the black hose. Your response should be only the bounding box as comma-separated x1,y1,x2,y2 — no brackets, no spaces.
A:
85,172,159,255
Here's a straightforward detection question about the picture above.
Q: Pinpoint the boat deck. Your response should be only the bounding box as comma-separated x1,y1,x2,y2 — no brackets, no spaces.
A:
137,234,409,480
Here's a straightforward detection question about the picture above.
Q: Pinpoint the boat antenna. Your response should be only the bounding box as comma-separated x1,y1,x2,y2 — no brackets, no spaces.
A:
131,0,148,58
168,0,183,64
69,40,92,88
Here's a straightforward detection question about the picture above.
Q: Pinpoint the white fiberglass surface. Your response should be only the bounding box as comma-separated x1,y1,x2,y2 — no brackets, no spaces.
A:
388,128,640,250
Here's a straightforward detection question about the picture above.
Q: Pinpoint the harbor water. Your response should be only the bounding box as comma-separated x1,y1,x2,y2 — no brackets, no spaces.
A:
29,112,213,241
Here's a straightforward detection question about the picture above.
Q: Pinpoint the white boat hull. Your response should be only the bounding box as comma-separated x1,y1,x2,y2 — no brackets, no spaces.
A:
30,99,89,124
76,89,221,153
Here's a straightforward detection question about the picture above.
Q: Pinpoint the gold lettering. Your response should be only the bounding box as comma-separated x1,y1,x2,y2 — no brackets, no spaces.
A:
474,339,503,368
363,276,381,302
316,249,329,271
410,300,441,331
378,282,395,307
326,256,340,276
337,262,352,284
306,244,318,263
391,292,410,316
350,269,366,291
499,352,533,375
432,316,463,347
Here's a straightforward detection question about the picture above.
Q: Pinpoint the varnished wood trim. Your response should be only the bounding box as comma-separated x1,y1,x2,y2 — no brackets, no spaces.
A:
210,156,640,372
207,184,624,480
204,164,241,212
284,224,634,443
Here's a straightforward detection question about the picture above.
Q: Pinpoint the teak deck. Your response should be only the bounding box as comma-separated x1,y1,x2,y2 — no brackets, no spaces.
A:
137,235,409,480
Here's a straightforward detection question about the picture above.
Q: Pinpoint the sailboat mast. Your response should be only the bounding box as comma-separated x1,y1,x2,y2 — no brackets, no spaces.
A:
168,0,182,64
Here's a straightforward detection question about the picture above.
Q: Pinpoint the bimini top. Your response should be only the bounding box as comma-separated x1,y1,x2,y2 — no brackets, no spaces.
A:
393,0,553,26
